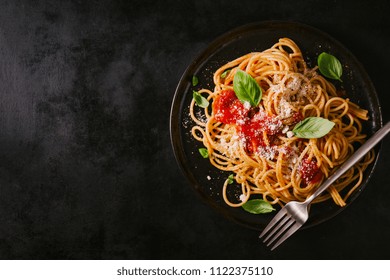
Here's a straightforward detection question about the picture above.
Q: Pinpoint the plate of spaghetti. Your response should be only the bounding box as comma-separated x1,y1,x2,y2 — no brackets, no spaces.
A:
170,21,382,230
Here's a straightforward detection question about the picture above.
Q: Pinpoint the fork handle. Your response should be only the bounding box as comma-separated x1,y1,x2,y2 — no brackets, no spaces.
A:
305,121,390,205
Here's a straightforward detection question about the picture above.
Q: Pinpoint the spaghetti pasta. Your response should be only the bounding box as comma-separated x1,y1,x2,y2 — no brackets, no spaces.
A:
190,38,375,208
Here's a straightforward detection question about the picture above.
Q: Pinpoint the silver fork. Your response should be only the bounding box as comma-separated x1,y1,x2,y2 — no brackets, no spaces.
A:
260,121,390,250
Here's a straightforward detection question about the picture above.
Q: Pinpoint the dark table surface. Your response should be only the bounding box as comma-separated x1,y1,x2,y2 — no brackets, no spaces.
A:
0,0,389,260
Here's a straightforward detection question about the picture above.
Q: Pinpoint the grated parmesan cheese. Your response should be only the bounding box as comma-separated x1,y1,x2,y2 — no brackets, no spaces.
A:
286,131,295,138
219,134,241,158
239,194,247,202
278,98,293,118
243,101,251,110
257,145,278,160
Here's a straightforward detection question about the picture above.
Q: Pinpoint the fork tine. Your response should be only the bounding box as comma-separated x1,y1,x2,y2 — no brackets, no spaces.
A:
262,214,290,243
265,217,295,246
259,209,287,238
270,222,302,251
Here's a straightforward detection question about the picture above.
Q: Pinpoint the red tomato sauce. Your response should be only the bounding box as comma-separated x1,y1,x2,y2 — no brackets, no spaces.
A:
213,89,282,154
299,156,323,185
291,111,303,124
213,89,248,124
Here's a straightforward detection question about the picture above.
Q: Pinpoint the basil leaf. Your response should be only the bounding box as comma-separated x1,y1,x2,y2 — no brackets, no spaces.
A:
233,69,262,107
227,174,234,184
221,69,230,79
192,75,198,86
198,148,209,158
317,52,343,82
293,117,335,138
242,199,275,214
193,90,209,108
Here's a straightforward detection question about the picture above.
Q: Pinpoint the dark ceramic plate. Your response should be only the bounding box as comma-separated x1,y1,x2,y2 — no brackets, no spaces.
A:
170,21,382,230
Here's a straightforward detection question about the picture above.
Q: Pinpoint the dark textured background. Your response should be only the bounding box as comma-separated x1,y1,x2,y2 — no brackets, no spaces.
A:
0,0,389,259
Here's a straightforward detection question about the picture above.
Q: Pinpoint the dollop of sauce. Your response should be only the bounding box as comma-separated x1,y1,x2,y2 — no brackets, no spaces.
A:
299,157,323,185
213,89,282,154
213,89,248,125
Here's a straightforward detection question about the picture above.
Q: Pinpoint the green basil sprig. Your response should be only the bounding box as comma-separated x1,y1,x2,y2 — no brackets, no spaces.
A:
198,148,209,158
192,75,198,86
293,117,335,139
317,52,343,82
193,90,209,108
221,69,230,79
227,174,234,184
242,199,275,214
233,69,262,107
